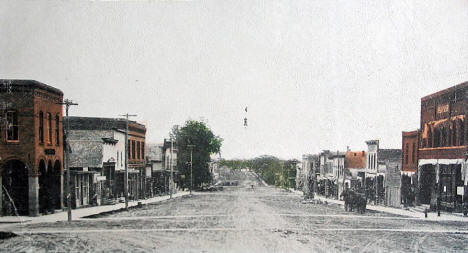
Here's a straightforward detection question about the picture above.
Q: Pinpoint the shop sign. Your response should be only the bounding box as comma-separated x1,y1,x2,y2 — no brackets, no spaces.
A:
437,103,449,115
45,149,56,155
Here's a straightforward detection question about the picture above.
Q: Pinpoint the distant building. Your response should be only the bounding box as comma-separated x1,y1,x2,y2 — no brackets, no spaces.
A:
329,151,346,198
65,117,147,206
401,130,419,206
162,139,178,191
318,150,334,197
365,140,402,204
300,154,318,198
146,143,168,195
0,80,64,216
344,151,366,190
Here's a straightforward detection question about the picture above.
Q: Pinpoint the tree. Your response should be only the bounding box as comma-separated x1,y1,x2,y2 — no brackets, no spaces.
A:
171,120,222,189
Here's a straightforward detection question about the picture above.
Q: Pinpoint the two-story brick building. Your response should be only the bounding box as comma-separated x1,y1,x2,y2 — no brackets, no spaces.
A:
401,130,419,205
417,81,468,211
0,80,64,216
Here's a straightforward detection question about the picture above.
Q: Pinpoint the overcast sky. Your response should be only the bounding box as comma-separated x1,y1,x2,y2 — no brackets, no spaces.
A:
1,0,468,159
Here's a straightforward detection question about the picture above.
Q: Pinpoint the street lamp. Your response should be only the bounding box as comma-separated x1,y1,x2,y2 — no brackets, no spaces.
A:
187,144,195,195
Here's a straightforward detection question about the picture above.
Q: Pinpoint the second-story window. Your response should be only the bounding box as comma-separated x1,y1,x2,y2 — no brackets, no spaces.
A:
405,143,409,164
132,140,136,160
137,141,141,159
142,142,145,160
47,113,52,144
128,140,131,159
6,111,19,141
412,143,416,163
39,111,44,143
55,115,60,146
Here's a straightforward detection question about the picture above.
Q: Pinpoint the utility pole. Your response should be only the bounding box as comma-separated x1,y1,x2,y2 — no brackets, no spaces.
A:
169,138,174,199
119,113,137,210
57,99,78,222
187,144,195,195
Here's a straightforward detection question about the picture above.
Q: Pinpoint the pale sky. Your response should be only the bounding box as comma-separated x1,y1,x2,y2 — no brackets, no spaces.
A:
1,0,468,159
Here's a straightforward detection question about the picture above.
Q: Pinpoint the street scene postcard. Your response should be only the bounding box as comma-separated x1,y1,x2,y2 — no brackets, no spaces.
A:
1,0,468,252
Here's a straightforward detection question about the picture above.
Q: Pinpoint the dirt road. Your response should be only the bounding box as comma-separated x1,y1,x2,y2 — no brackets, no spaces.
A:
1,170,468,252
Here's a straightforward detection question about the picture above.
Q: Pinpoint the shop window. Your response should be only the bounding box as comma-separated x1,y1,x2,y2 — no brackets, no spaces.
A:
39,111,44,143
6,111,19,141
55,115,60,146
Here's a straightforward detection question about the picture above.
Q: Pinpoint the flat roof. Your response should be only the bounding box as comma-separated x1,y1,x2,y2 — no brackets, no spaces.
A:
421,81,468,102
0,79,63,96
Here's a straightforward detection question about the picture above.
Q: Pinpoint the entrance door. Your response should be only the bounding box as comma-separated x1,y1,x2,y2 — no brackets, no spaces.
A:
2,160,29,216
420,165,435,205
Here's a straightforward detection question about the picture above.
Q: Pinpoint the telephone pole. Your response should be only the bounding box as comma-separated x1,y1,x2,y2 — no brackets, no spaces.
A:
57,99,78,222
187,144,195,195
169,138,174,199
119,113,137,210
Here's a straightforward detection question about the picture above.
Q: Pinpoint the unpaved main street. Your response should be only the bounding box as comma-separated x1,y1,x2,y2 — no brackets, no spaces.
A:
1,170,468,252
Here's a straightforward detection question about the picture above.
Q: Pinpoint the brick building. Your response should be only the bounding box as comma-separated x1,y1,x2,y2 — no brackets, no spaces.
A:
401,130,419,205
417,81,468,211
344,150,366,190
0,80,64,216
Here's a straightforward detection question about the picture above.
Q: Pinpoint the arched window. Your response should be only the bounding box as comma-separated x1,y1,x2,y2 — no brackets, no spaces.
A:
55,115,60,146
6,110,19,141
39,111,44,143
47,113,52,144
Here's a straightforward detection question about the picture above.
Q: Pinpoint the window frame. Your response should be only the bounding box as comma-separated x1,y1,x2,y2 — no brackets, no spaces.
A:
39,111,44,144
6,110,19,142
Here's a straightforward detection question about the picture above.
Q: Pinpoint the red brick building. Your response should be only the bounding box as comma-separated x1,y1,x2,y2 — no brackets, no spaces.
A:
417,81,468,211
401,130,419,205
0,80,64,216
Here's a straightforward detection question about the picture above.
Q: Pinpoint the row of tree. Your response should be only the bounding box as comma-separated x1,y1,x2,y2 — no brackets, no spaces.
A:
219,155,299,189
170,120,223,189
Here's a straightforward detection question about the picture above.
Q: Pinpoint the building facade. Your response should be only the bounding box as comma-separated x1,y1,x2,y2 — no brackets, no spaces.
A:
344,150,366,191
65,117,146,207
0,80,64,216
365,140,402,204
417,81,468,211
401,130,419,206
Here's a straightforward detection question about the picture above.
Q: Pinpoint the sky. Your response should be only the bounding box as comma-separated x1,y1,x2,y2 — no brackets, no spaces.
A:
1,0,468,160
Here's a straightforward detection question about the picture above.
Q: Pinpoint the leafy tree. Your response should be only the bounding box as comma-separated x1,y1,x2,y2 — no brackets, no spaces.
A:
220,156,299,189
172,120,222,189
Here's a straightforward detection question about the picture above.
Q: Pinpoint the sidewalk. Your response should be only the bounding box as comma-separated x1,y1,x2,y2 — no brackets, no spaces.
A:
290,189,468,222
0,191,189,227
